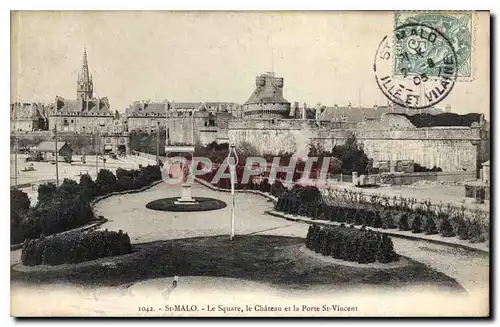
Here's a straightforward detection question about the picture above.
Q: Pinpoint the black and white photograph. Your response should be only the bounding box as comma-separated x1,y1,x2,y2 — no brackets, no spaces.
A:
8,9,491,317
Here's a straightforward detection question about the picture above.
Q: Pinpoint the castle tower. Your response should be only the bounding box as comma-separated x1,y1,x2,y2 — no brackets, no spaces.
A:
77,47,93,100
242,72,291,119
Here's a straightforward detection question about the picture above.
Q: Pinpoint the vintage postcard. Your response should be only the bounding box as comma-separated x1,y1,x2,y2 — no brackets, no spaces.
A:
10,10,490,317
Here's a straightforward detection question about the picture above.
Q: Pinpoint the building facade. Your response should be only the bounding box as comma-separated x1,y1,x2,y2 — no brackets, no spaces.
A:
49,48,114,134
125,101,169,133
10,102,50,132
126,100,242,133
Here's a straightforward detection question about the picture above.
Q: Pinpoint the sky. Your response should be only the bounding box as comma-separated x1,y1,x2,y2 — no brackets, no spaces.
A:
10,11,490,117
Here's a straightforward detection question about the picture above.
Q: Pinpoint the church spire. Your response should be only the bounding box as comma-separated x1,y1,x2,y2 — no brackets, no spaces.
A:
80,47,90,83
77,47,93,100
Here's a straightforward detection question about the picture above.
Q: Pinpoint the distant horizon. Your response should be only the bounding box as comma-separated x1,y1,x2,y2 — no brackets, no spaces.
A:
11,11,490,118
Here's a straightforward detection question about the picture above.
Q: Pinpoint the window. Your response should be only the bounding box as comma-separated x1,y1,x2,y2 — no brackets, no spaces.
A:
71,120,74,123
63,119,69,126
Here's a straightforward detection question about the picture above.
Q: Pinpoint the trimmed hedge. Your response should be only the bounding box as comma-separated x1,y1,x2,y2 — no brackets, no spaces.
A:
270,180,287,198
21,229,132,266
276,186,490,244
11,165,163,245
305,224,399,264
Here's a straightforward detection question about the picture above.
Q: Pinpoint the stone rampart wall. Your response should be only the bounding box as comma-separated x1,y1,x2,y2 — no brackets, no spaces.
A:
226,117,483,172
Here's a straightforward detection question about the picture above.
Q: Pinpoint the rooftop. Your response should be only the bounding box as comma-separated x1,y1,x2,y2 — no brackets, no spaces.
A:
54,97,112,116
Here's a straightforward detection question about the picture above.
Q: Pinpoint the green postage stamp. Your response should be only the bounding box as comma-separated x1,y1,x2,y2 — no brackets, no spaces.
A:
394,11,475,79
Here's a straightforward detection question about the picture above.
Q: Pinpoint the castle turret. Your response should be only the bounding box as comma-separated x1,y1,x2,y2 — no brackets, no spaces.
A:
242,72,291,119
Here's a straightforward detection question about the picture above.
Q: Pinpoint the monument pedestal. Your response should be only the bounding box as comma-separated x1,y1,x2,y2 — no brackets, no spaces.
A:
175,183,198,205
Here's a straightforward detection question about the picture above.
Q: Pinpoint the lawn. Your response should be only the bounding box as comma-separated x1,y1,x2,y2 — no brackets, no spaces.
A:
11,235,463,293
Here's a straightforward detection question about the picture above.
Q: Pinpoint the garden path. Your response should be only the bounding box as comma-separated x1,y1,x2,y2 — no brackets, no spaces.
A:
92,182,489,296
10,181,490,316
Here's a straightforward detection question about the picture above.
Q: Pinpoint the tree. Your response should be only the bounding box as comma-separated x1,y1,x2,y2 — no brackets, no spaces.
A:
13,209,41,244
397,212,410,231
95,169,117,195
58,178,81,198
259,178,271,193
11,188,30,215
331,134,370,174
438,216,455,237
423,215,438,235
116,168,137,191
11,189,31,239
468,219,486,243
454,216,469,240
377,233,399,263
72,134,92,155
270,180,286,197
411,214,422,233
305,224,314,249
79,174,97,201
37,183,57,205
373,212,383,228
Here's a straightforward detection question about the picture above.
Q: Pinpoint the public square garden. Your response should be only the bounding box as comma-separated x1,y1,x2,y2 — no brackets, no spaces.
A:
9,144,490,316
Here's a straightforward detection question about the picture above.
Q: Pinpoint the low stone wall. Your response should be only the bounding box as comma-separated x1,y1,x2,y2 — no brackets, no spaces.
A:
375,171,477,185
464,183,490,202
227,117,485,173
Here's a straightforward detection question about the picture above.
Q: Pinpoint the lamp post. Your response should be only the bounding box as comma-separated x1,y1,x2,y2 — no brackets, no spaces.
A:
95,131,98,175
156,121,160,164
13,106,18,188
226,144,239,241
54,121,59,187
95,128,100,175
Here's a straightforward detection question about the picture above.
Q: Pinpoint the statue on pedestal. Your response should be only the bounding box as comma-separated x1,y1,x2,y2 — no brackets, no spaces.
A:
165,108,198,205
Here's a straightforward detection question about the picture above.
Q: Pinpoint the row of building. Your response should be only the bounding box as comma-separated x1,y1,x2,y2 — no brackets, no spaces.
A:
11,48,451,137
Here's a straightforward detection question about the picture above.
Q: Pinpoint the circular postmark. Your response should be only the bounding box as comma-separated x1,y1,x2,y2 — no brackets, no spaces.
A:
374,23,458,109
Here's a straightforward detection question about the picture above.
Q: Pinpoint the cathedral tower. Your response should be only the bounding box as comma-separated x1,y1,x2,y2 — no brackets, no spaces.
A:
77,47,93,100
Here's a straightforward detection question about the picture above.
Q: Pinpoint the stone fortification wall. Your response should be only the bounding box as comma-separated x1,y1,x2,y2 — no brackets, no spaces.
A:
226,115,484,173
